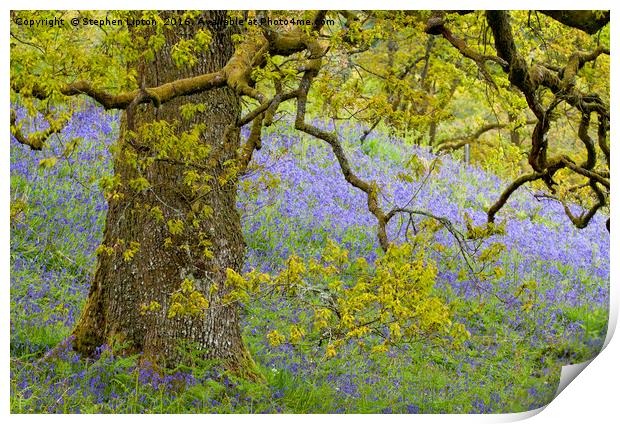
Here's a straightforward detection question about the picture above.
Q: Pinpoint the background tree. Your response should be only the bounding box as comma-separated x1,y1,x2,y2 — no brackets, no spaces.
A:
10,10,610,373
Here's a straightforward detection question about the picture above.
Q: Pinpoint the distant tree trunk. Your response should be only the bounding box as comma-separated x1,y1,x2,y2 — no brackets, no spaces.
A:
428,119,437,146
72,12,255,374
507,112,521,146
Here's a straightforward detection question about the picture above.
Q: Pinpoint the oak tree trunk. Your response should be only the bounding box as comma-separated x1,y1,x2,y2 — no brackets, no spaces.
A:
72,12,255,373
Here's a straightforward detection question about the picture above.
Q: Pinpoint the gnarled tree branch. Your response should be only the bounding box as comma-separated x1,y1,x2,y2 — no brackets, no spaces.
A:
481,11,610,230
425,11,507,88
539,10,610,35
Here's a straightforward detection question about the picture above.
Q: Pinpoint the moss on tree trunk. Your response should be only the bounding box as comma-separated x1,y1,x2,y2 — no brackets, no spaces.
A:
72,11,259,378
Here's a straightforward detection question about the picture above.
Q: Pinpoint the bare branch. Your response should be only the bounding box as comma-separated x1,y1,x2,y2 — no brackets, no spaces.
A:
560,157,609,189
435,120,536,153
290,39,391,251
487,172,545,223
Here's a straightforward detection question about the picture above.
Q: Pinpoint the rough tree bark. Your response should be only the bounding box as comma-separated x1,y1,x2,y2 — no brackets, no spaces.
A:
71,12,255,373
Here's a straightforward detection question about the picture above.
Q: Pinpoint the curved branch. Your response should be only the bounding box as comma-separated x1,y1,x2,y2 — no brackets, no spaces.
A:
562,181,606,229
560,157,610,189
425,12,507,88
598,115,610,165
539,11,610,35
435,120,536,153
537,182,607,231
291,41,390,251
560,46,610,92
487,172,545,223
12,73,227,110
238,113,265,175
578,113,597,170
10,110,69,150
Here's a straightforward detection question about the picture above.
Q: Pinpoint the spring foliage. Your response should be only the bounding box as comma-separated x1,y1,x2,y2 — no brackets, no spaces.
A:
226,237,471,358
